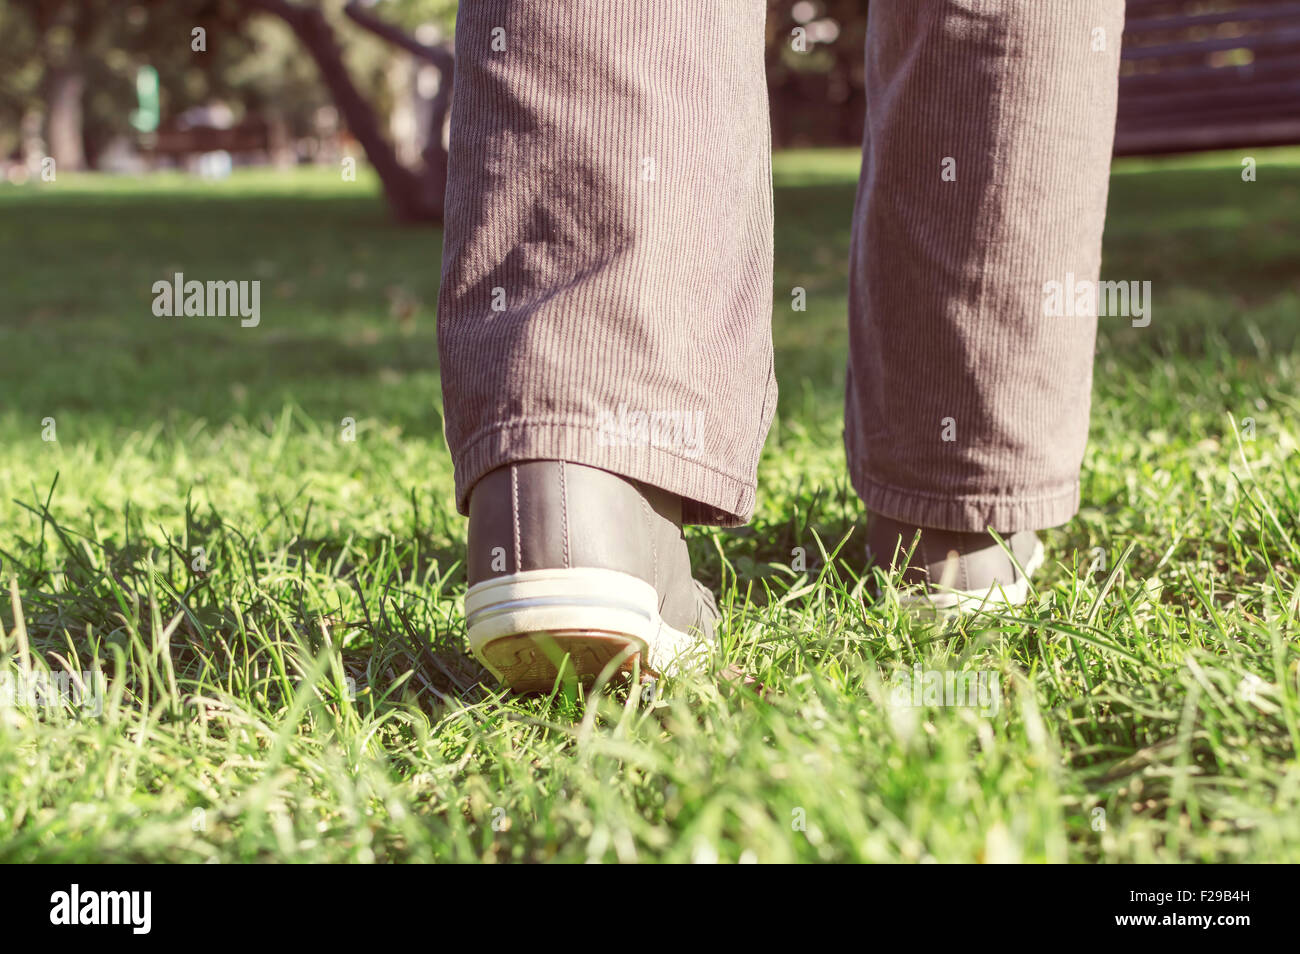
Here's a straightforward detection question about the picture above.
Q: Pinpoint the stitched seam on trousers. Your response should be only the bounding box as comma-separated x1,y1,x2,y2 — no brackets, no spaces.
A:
965,8,1015,356
746,352,778,470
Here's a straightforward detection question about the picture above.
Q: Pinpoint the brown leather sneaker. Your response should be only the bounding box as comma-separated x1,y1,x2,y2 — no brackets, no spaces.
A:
465,461,719,691
866,512,1045,612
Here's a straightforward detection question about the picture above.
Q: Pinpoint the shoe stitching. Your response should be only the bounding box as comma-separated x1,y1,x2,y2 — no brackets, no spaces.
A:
559,461,570,570
510,464,521,573
641,494,658,591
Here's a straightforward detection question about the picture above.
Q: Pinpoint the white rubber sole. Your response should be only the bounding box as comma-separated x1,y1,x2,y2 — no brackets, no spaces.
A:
896,537,1046,613
466,567,703,690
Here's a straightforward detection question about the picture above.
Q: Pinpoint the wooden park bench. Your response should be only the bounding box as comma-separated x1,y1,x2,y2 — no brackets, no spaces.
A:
144,120,272,165
1116,0,1300,154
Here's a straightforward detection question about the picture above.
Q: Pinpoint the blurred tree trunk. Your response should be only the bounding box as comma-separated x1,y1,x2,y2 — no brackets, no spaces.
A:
19,109,46,173
242,0,451,224
12,0,92,171
44,63,87,171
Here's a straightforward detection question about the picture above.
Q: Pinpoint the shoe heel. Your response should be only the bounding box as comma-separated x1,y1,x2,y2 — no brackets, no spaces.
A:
466,567,707,690
466,568,659,690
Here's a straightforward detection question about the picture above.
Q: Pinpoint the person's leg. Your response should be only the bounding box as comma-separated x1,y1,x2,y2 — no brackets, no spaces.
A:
438,0,775,529
848,0,1125,605
438,1,774,686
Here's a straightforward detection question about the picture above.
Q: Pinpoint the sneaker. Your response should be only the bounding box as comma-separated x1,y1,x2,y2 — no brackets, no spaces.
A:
465,461,718,691
866,512,1044,612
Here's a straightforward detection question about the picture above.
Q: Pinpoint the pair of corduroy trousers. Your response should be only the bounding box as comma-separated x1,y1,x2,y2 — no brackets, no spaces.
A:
437,1,1126,532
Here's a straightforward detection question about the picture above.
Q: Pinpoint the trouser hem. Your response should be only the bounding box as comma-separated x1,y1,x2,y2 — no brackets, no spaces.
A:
850,469,1080,533
453,422,757,527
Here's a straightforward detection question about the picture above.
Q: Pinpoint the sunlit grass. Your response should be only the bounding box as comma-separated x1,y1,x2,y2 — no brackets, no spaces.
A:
0,148,1297,862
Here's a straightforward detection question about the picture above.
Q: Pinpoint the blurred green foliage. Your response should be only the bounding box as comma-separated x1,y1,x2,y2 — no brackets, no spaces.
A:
0,1,865,166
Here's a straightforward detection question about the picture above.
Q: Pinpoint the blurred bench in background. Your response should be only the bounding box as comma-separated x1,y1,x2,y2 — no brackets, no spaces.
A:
145,120,272,166
1116,0,1300,155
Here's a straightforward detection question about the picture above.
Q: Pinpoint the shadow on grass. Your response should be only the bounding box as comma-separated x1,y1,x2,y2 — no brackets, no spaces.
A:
2,187,445,436
3,158,1299,429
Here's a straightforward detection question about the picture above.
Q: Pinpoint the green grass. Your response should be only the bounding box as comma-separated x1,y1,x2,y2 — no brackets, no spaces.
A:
1,148,1298,863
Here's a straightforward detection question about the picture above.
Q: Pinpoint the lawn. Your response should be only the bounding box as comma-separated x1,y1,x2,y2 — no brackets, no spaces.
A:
1,148,1297,863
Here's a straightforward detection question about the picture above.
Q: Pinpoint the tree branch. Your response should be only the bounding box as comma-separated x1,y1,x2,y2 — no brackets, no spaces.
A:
240,0,437,221
342,1,454,73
